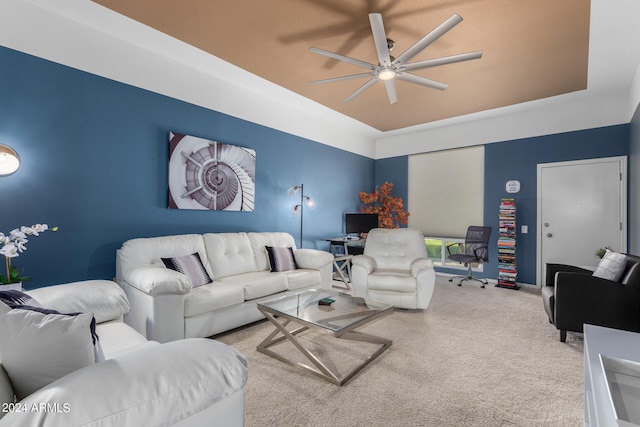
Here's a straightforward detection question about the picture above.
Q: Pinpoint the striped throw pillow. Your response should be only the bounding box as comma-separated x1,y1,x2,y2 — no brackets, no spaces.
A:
0,289,41,308
266,246,297,272
161,253,212,287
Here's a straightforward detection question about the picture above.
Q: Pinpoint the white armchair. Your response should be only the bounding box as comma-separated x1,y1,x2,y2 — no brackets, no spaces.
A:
351,228,436,310
0,281,247,426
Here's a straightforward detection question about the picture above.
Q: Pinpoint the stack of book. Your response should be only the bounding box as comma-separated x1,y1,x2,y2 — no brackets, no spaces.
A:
497,198,520,290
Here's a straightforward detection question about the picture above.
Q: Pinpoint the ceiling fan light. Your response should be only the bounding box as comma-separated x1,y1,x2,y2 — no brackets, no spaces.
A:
378,69,396,81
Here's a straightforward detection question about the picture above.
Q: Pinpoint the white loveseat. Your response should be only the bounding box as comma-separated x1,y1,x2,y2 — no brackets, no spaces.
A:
0,280,248,427
116,232,334,343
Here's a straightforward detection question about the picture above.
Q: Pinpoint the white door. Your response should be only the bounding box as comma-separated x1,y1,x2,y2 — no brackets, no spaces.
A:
536,157,627,287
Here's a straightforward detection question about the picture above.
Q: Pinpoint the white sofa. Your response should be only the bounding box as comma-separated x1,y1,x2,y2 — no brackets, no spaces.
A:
0,280,248,427
116,232,334,343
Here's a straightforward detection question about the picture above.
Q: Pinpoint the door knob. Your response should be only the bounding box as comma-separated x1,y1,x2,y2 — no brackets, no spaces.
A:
544,223,550,227
546,233,553,238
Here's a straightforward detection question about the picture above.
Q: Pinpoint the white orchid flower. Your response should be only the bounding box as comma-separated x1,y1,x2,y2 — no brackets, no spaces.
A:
0,243,19,258
21,226,36,236
31,224,48,233
1,223,57,284
15,240,27,252
9,229,26,240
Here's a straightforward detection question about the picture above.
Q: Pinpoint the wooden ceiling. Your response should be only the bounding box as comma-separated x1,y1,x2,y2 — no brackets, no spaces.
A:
93,0,590,132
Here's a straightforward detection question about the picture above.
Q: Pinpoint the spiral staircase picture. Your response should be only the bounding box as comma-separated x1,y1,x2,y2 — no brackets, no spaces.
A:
168,132,256,211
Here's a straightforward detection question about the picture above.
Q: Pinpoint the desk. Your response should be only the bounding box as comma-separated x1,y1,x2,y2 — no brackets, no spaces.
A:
325,237,366,255
324,237,366,289
332,254,353,292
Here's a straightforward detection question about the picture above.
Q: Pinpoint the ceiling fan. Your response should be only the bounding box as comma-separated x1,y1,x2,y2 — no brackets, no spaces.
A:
309,13,482,104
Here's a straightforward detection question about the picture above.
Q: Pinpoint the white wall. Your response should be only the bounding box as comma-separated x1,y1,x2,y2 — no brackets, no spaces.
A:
374,90,630,158
3,0,640,161
630,108,640,255
374,0,640,159
0,0,379,158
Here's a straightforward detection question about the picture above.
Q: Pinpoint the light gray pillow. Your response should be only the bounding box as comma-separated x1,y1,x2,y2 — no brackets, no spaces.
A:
0,300,9,316
592,249,627,282
0,309,96,400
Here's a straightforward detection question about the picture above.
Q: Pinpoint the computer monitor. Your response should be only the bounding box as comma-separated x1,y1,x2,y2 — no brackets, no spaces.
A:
345,213,379,235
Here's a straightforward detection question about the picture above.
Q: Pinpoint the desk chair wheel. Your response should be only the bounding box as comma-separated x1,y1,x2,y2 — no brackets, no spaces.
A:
449,276,487,288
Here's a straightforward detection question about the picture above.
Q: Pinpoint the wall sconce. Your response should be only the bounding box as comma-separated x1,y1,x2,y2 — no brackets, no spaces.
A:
0,144,20,176
289,184,314,248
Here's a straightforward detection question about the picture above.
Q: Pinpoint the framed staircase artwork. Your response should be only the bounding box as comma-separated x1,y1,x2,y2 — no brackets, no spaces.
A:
168,132,256,211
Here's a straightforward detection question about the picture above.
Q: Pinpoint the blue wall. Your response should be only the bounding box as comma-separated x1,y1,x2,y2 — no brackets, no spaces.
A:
1,45,631,289
374,156,409,204
0,47,374,288
484,125,629,284
375,125,630,285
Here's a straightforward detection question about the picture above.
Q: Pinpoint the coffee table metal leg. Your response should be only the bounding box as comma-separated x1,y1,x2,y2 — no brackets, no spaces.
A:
257,310,339,383
259,318,307,347
336,331,392,385
256,308,392,386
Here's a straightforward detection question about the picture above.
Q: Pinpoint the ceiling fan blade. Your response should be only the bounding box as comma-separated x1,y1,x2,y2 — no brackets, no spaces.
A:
401,51,483,72
384,79,399,104
369,13,392,67
309,72,377,85
344,76,379,102
310,47,377,70
396,73,448,90
393,14,463,66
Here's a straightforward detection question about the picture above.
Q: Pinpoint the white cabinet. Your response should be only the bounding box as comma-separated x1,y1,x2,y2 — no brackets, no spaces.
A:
584,324,640,426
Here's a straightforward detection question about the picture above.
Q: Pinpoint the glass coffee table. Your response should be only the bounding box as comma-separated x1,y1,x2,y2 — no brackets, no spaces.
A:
256,289,393,386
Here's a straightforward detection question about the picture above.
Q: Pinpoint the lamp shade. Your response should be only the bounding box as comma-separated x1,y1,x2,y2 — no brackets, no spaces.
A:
0,144,20,176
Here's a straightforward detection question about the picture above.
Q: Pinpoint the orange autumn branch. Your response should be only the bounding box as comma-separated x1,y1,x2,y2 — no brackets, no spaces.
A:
359,181,409,229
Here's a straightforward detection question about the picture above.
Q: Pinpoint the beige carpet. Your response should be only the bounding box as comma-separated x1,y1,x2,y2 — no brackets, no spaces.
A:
216,277,584,427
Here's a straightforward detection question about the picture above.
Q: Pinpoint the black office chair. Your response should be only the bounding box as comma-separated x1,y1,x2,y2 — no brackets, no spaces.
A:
447,226,492,288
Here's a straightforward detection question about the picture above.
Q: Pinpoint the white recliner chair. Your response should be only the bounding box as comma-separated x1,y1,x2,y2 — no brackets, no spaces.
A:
351,228,436,310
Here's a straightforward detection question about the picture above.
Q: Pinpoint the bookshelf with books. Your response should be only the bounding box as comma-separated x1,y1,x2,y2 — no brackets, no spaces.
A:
497,198,520,290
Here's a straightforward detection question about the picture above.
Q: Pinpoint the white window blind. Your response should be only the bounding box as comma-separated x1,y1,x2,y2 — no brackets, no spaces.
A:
408,146,484,238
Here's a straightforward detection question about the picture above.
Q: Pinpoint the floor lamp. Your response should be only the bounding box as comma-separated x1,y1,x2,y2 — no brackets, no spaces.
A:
290,184,313,248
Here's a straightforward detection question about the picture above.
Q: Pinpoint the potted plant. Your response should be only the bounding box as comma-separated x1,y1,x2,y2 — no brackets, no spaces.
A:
595,246,611,259
0,223,58,290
